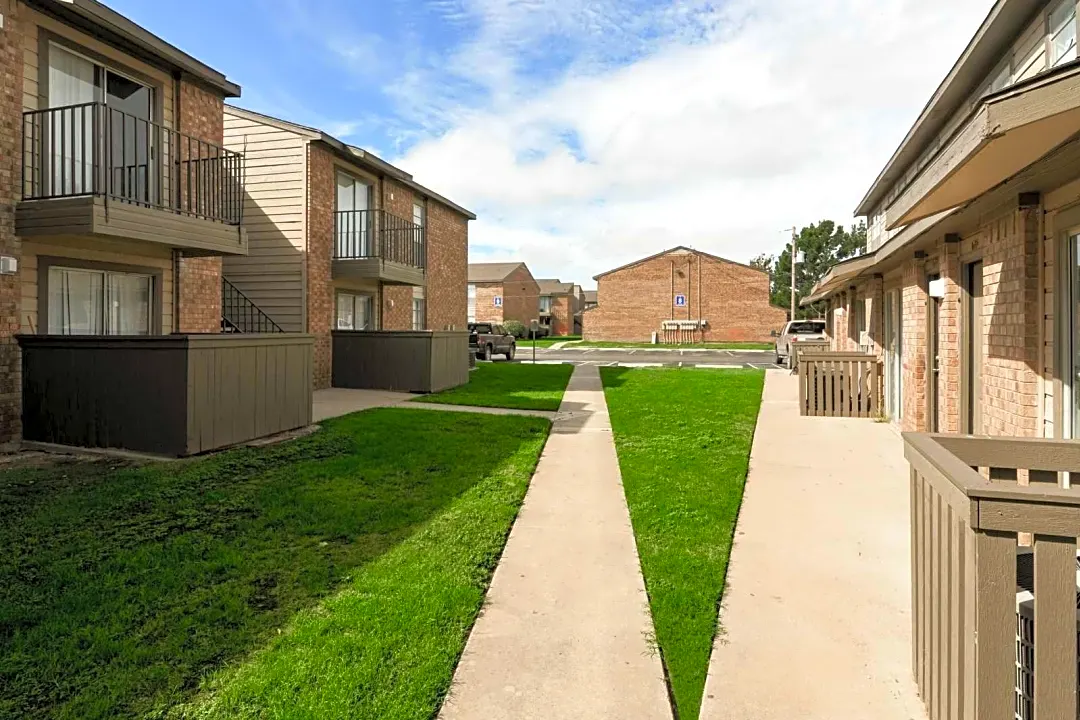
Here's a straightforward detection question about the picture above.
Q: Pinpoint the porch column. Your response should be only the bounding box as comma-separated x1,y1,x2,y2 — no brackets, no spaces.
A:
865,275,885,360
902,259,928,432
939,236,962,434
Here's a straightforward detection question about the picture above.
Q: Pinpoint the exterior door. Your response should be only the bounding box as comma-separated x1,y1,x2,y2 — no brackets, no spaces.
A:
962,261,984,434
1070,233,1080,438
884,291,897,419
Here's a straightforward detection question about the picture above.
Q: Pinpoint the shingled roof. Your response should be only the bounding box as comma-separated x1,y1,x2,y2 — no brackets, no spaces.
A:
536,279,574,295
468,262,529,283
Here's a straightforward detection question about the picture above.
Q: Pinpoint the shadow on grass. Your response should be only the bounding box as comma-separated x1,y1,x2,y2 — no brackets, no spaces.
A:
0,408,545,720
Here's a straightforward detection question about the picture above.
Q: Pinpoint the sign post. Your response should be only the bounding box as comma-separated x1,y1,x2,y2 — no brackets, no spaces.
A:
530,319,539,364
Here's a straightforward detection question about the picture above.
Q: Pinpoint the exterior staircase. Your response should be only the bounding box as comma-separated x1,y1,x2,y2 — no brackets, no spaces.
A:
221,278,284,333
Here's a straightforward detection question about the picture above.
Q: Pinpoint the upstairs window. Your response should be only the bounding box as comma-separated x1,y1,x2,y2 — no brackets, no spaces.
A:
1051,0,1077,67
539,296,553,313
467,284,477,322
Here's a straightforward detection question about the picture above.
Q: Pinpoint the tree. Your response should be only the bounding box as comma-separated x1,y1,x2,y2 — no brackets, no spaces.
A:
757,220,866,319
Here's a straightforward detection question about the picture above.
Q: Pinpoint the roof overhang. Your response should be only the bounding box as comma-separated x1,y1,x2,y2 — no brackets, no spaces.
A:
855,0,1044,216
30,0,241,97
887,62,1080,229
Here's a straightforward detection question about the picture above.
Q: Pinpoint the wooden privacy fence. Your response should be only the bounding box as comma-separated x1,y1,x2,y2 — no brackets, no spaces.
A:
905,433,1080,720
797,352,881,417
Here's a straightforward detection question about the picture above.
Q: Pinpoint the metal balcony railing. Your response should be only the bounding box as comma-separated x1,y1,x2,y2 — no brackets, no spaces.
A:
22,102,245,225
334,208,426,269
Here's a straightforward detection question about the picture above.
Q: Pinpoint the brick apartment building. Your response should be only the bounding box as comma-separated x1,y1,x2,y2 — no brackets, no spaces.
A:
468,262,540,327
583,247,787,343
0,0,262,448
223,107,473,390
536,279,575,336
807,0,1080,440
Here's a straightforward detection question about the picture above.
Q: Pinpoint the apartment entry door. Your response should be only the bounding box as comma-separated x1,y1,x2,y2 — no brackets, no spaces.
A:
927,274,942,433
961,261,984,434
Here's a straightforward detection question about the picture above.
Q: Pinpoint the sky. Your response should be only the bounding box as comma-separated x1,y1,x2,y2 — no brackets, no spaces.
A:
107,0,993,289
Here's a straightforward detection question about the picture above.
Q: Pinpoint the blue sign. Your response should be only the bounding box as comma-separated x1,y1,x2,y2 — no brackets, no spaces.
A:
494,296,503,307
674,294,687,307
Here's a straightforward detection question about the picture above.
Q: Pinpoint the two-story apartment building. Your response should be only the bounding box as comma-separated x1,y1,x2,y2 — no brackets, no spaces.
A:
808,0,1080,439
467,262,540,327
0,0,315,456
222,107,473,390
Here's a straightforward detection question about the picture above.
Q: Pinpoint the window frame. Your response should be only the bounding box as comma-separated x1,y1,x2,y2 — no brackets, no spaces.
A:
412,286,426,330
335,291,376,331
37,255,162,336
1049,0,1078,68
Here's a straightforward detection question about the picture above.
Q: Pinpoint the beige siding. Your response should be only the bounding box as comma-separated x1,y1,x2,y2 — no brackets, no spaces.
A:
21,5,174,126
21,238,175,334
222,111,308,332
1013,12,1049,82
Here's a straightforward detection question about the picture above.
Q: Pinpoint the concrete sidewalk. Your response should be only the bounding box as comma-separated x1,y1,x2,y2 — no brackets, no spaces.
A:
699,370,924,720
438,364,671,720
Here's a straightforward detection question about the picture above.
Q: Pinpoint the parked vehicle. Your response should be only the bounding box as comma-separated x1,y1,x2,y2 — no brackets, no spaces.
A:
775,319,827,366
469,322,516,361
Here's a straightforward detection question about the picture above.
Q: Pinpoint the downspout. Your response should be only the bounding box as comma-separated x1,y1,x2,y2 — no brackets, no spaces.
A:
697,254,702,340
670,260,674,321
379,174,386,330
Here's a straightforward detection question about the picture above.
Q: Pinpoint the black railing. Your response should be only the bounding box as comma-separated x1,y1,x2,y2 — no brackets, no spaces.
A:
22,103,245,225
334,209,426,269
221,278,283,333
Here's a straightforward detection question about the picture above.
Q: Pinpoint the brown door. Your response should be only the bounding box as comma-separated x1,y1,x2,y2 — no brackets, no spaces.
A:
927,274,942,433
962,261,984,434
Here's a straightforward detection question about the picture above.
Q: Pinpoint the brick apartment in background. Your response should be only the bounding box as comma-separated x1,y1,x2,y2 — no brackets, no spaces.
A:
536,279,575,336
467,262,540,327
807,0,1080,439
0,0,316,456
583,246,787,343
223,107,474,390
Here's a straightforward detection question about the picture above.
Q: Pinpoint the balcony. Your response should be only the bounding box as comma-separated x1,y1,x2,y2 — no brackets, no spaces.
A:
17,103,247,256
333,209,425,286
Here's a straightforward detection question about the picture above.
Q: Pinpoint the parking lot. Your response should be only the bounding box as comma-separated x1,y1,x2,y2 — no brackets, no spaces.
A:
505,345,784,369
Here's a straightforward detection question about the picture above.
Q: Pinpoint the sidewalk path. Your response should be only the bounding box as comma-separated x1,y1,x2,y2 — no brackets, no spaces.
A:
438,364,672,720
699,371,925,720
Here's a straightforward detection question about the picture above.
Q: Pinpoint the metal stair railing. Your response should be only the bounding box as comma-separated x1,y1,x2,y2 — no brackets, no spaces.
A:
221,277,284,333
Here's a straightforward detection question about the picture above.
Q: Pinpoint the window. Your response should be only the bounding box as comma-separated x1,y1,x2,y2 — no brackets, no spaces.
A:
48,265,152,335
1051,0,1077,67
336,173,370,257
336,292,374,330
467,284,477,322
412,287,426,330
47,43,154,200
539,295,553,313
988,59,1012,93
411,201,425,265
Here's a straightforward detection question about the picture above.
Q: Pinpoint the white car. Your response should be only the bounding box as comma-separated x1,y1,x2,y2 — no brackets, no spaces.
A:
775,320,827,366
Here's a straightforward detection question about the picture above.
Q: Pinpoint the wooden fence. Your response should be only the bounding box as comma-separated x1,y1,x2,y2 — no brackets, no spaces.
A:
797,352,882,417
332,331,469,393
790,339,830,368
905,433,1080,720
18,333,314,456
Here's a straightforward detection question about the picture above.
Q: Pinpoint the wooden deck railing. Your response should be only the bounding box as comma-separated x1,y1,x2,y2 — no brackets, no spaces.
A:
904,433,1080,720
797,352,881,417
790,339,830,368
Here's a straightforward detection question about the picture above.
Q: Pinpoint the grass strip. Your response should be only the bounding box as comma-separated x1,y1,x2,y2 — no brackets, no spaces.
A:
601,367,764,719
415,362,574,411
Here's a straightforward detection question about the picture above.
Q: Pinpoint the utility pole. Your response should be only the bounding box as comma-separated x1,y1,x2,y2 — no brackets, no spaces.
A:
789,227,798,321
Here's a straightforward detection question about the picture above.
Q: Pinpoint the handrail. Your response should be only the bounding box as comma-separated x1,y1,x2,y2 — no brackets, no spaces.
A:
221,278,283,334
905,432,1080,720
22,102,245,225
333,208,425,269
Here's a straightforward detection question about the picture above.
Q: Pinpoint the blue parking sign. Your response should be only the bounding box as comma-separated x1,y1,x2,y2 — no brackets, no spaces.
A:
494,296,503,307
674,294,687,307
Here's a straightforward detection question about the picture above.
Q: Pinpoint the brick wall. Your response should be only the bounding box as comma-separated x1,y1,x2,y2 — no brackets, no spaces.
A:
474,283,504,323
176,80,226,333
382,286,412,330
549,294,572,336
584,249,786,342
426,201,468,330
307,144,335,389
901,260,928,432
0,0,23,446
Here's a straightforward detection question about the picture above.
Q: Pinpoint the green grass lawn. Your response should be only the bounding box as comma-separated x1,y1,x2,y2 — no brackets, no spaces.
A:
572,340,773,350
601,368,764,720
415,362,574,411
0,409,549,720
523,334,581,348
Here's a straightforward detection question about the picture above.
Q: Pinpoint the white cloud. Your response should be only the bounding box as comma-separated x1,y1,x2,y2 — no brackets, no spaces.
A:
389,0,991,286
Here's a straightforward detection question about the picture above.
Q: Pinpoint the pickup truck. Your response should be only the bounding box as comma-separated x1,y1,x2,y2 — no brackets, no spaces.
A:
775,319,827,367
469,322,516,361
